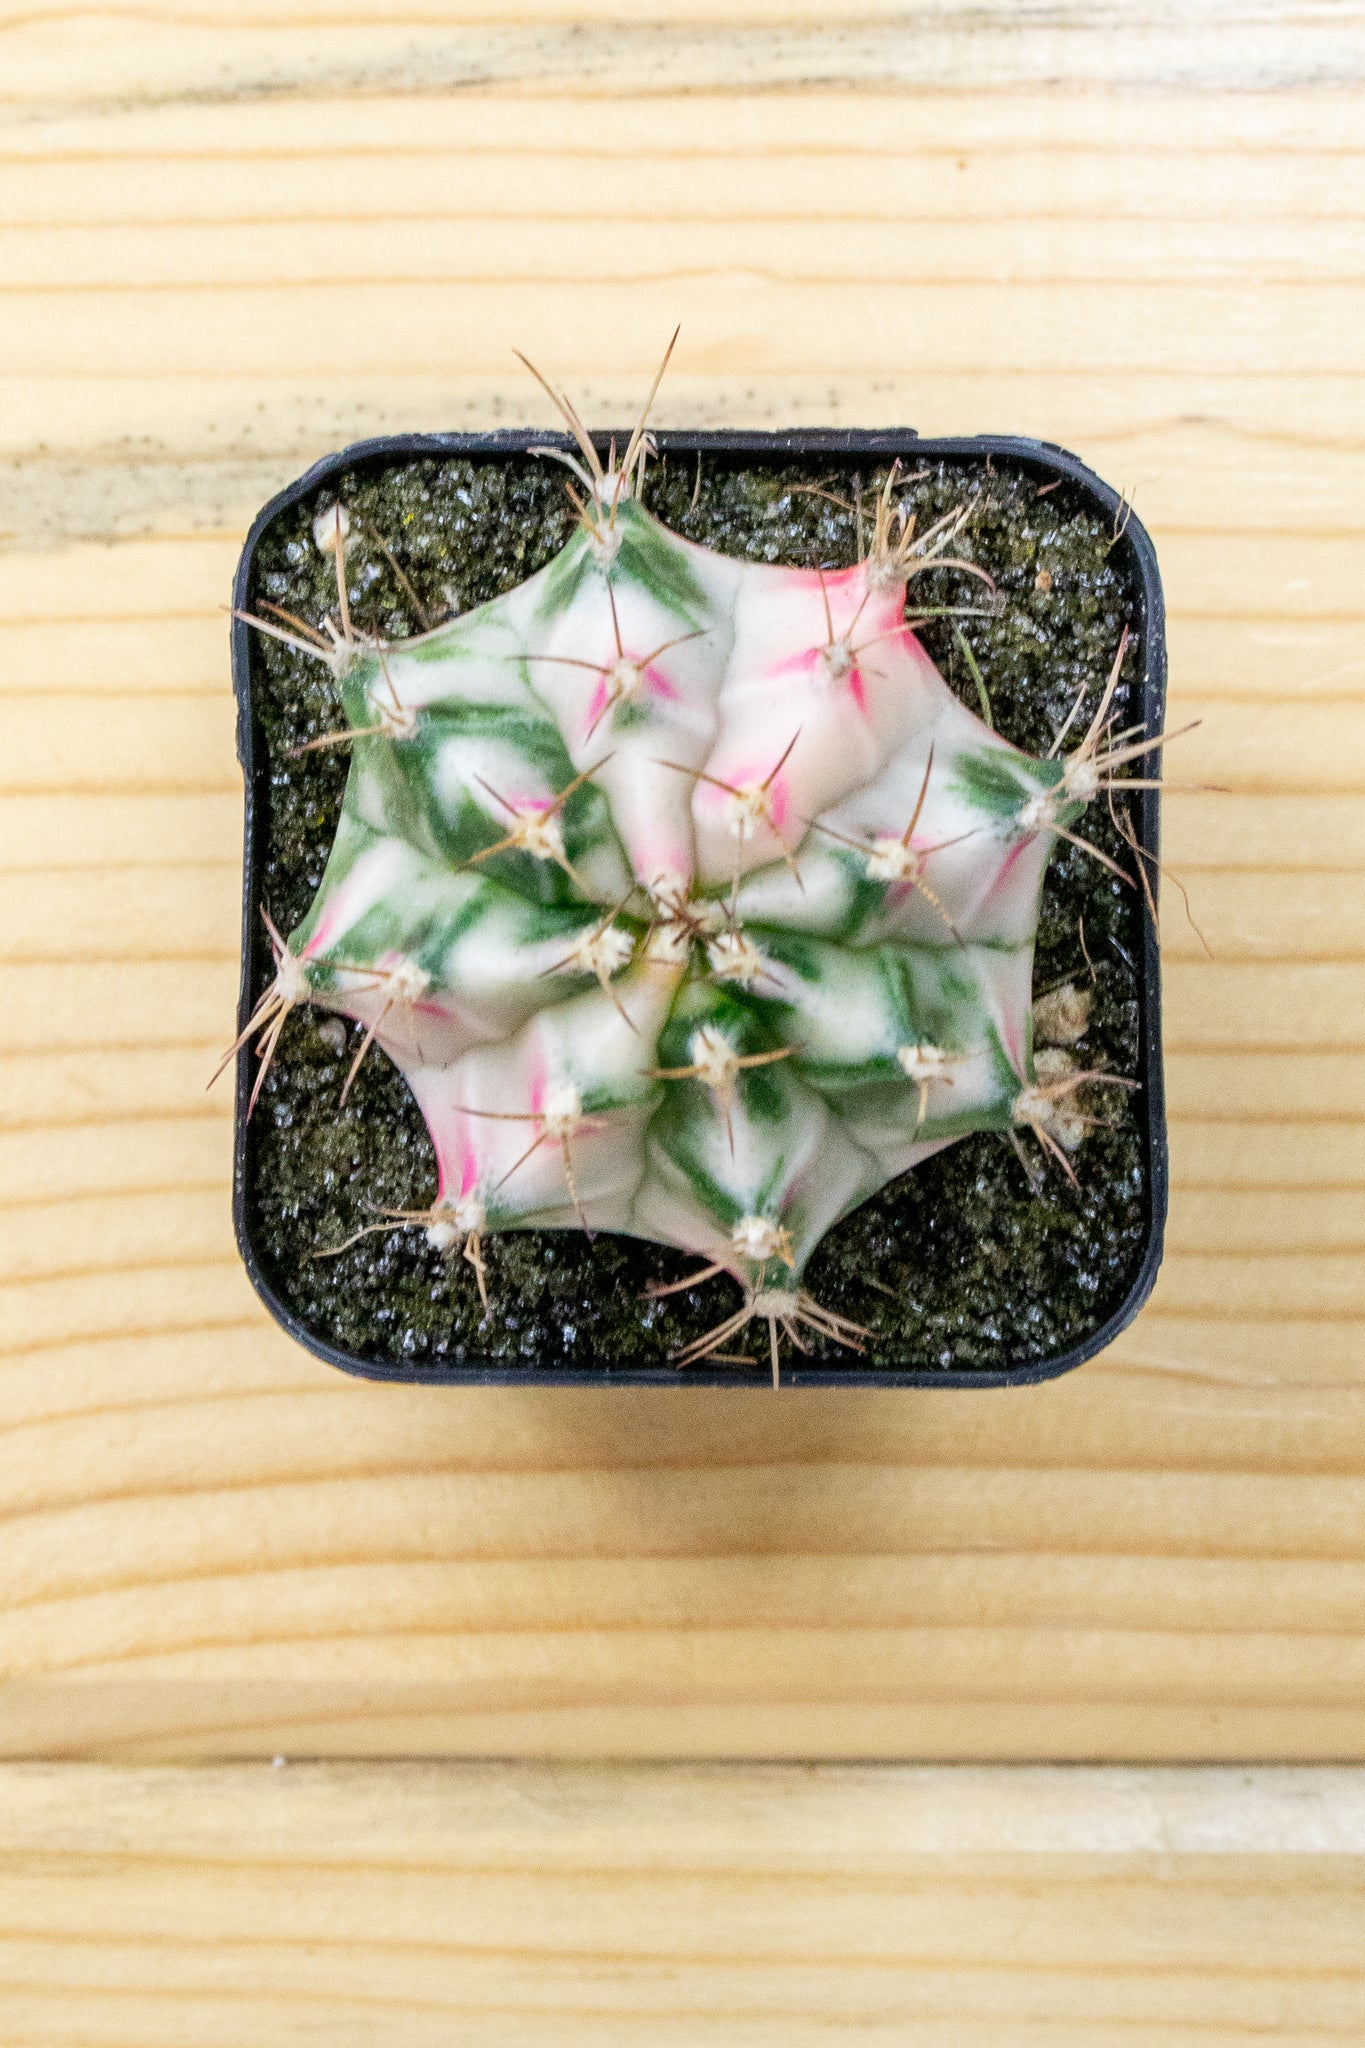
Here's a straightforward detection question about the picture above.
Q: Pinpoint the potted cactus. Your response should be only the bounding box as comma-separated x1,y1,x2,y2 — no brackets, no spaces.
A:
225,351,1168,1386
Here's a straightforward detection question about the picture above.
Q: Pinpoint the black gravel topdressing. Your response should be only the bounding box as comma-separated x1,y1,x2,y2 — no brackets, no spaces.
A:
234,435,1161,1382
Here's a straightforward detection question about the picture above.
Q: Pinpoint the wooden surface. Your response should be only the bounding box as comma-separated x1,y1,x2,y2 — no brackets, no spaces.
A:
3,0,1365,1762
0,1762,1359,2045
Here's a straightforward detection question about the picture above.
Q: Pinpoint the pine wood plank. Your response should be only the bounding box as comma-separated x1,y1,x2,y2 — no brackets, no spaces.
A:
6,147,1364,233
0,1049,231,1131
12,215,1365,290
0,1764,1356,2047
13,382,1365,564
9,281,1365,382
1165,1050,1365,1117
1,0,1363,1769
6,4,1365,107
7,81,1365,155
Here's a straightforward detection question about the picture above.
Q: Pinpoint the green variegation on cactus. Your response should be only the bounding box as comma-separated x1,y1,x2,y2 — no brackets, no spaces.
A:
227,359,1153,1383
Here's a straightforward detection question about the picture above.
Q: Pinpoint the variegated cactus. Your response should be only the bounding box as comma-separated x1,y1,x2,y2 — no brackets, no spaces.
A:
229,361,1148,1382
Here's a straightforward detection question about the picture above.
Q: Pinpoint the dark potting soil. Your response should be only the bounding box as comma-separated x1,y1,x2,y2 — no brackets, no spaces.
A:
239,445,1152,1377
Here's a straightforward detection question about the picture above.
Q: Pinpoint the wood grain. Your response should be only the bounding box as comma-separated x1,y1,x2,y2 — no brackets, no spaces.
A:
0,1762,1359,2045
1,1,1364,1767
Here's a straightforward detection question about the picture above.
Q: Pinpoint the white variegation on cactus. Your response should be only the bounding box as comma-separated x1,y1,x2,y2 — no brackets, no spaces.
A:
231,372,1145,1380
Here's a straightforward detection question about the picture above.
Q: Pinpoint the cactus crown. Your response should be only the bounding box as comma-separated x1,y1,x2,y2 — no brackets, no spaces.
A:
231,356,1160,1382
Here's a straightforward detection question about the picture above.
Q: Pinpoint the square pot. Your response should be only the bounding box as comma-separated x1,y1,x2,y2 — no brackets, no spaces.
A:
230,428,1167,1387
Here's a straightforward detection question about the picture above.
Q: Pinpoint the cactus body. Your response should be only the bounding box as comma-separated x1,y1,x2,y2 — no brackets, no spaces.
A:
252,466,1131,1363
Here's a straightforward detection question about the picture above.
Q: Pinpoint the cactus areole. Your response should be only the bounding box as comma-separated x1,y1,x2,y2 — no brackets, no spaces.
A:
230,426,1167,1386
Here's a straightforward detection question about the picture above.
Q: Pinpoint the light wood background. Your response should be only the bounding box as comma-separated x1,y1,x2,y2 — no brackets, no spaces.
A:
2,0,1364,1764
3,0,1364,2035
0,1761,1357,2046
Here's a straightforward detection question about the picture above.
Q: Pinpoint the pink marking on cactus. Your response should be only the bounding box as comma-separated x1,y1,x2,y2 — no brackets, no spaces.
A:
695,758,771,811
763,643,824,682
785,565,834,592
579,654,681,744
767,777,790,830
989,837,1033,895
526,1041,550,1119
584,678,611,735
641,663,681,703
304,910,340,956
965,827,1057,947
786,562,866,610
435,1140,477,1207
651,841,696,885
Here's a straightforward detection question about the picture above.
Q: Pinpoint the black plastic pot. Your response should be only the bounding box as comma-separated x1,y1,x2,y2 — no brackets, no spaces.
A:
231,428,1167,1388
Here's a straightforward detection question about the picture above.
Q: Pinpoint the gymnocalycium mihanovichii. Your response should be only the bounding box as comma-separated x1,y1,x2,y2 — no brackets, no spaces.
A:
224,340,1178,1387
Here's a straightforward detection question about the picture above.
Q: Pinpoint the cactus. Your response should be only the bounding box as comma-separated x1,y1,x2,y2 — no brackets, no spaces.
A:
227,356,1160,1383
